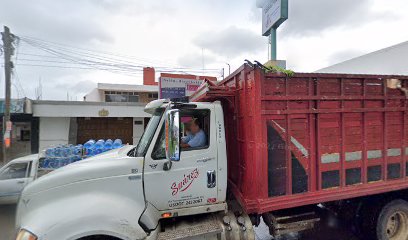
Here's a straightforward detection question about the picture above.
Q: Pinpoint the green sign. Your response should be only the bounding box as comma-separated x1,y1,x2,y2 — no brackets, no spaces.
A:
262,0,288,36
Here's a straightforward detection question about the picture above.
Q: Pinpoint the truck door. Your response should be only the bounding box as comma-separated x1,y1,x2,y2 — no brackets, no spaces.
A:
143,106,219,211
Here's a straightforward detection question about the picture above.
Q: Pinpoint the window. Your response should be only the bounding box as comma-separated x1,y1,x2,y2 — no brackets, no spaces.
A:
180,110,210,151
128,95,139,102
151,109,210,160
129,108,164,157
148,93,158,99
0,162,29,180
105,91,140,103
152,125,166,160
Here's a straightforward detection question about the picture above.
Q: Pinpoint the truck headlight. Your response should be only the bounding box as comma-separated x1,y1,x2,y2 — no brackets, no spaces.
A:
16,229,37,240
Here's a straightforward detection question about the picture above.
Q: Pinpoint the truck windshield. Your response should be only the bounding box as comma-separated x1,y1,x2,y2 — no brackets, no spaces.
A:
132,108,164,157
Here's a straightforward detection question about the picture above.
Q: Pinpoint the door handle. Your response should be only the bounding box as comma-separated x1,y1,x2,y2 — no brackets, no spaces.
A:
17,180,25,184
207,170,216,188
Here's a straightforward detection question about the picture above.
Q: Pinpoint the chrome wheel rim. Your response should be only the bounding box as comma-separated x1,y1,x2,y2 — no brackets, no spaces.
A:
386,211,408,240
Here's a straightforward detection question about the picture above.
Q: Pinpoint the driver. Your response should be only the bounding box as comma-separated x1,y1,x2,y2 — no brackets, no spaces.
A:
180,118,207,148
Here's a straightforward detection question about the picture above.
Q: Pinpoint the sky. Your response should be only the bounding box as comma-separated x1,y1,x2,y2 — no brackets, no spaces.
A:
1,0,408,100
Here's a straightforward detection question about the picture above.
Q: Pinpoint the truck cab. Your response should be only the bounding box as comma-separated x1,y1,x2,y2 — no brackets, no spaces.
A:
15,99,252,240
140,100,227,213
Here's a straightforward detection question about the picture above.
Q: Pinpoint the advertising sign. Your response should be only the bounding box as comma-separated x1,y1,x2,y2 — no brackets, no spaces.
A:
159,77,203,99
262,0,288,36
0,99,25,114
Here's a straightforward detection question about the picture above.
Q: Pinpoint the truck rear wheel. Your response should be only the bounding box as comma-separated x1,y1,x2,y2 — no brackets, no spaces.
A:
377,200,408,240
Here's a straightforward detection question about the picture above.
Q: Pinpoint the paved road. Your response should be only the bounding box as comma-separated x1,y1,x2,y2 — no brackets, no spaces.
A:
0,204,16,240
0,204,359,240
254,220,359,240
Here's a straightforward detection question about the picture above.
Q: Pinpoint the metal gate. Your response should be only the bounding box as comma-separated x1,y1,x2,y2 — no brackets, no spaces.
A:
76,117,133,145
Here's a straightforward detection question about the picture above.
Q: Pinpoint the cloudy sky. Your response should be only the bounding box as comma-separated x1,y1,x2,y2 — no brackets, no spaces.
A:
1,0,408,100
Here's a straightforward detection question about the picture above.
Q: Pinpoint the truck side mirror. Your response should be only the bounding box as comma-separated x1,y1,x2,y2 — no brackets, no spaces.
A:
165,109,181,166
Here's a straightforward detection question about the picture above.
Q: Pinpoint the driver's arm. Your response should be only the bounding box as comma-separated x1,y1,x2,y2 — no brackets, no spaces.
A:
181,143,190,148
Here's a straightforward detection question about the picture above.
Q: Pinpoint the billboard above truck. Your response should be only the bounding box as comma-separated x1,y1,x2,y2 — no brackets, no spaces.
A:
159,77,203,99
159,73,218,99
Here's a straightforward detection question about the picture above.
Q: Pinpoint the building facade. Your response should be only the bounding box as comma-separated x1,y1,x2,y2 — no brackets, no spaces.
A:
32,100,151,151
0,98,37,161
1,67,219,162
84,67,158,102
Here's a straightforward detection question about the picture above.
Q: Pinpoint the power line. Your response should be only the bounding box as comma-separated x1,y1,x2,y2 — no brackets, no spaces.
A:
13,63,221,76
20,35,192,69
14,63,145,76
18,36,223,77
12,40,27,98
13,70,26,97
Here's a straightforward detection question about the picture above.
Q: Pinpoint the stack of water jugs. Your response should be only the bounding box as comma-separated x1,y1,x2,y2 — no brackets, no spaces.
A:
40,139,123,169
83,139,123,156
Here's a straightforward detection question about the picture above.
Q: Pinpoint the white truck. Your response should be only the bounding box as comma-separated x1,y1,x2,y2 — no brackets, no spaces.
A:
0,154,38,205
15,99,254,240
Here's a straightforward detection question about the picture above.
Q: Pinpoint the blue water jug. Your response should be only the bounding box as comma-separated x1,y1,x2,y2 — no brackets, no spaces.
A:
95,139,105,150
48,158,59,169
61,147,71,157
85,147,95,157
60,158,70,167
94,148,103,155
54,147,62,157
40,158,50,168
73,144,82,156
113,139,123,149
45,148,54,157
84,139,96,149
104,139,113,150
72,155,82,162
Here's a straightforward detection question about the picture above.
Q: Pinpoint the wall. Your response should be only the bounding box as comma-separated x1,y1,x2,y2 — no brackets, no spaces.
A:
133,117,145,145
0,114,38,162
139,92,158,103
33,101,150,118
10,122,32,159
39,117,71,151
83,88,103,102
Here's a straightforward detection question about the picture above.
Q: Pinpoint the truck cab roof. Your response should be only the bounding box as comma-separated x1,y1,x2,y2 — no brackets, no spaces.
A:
144,99,216,114
6,154,38,164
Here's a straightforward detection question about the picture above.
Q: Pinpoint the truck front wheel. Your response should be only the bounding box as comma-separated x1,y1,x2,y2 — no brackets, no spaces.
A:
377,199,408,240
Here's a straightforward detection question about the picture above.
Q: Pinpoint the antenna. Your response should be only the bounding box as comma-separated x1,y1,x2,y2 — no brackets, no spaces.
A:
35,77,43,100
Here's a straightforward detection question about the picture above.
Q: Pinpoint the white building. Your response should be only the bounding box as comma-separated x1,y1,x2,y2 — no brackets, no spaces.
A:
31,67,159,153
317,41,408,75
84,83,158,102
4,66,217,158
84,67,158,102
32,100,151,151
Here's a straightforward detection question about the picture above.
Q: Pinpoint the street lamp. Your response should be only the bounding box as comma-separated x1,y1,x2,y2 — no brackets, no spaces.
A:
225,63,231,76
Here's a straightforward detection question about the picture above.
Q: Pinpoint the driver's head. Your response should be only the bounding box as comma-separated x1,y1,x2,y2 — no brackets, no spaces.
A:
189,118,201,134
184,122,192,134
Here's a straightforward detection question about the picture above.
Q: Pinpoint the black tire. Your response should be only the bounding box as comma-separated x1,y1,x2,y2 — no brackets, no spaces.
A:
376,199,408,240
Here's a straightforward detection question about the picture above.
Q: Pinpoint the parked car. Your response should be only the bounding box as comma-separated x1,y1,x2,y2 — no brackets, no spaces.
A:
0,154,38,204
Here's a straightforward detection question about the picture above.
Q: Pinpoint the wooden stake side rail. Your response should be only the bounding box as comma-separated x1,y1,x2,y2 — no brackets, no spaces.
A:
193,64,408,214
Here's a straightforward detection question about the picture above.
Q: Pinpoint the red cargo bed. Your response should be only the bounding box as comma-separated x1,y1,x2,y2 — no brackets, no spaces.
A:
191,64,408,214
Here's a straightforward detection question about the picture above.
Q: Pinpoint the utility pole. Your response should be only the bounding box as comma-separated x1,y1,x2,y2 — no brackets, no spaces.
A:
1,26,13,165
